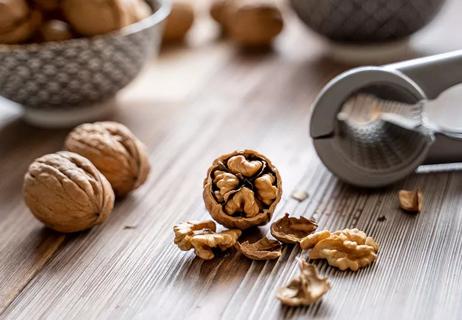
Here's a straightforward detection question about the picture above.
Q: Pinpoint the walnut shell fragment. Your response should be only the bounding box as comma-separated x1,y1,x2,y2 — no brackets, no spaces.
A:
271,213,317,244
64,121,151,197
300,229,379,271
23,151,115,233
235,236,281,260
203,150,282,230
399,190,423,213
173,220,241,260
277,260,331,307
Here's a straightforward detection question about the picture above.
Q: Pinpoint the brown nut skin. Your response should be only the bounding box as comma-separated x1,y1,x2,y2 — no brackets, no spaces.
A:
39,19,73,42
64,121,151,197
23,151,115,233
162,1,194,42
227,0,283,47
203,150,282,230
61,0,151,37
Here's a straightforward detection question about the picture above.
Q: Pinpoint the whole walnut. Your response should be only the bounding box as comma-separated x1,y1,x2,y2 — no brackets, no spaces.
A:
0,0,41,44
203,150,282,230
227,0,283,47
61,0,151,36
39,20,73,42
163,1,194,42
23,151,115,233
64,121,151,197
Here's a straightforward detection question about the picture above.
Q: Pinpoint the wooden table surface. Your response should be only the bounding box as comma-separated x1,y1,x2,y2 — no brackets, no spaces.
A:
2,1,462,319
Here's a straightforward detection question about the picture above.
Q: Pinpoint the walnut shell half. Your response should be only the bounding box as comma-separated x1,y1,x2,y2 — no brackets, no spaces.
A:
203,150,282,230
235,236,282,260
64,121,151,197
271,213,318,244
23,151,115,233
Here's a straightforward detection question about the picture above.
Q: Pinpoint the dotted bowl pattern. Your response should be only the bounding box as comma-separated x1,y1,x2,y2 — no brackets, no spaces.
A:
0,11,162,110
290,0,446,43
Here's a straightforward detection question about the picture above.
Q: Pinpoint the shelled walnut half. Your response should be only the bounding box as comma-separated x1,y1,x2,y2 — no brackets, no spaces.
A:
277,260,331,307
174,220,241,260
300,229,379,271
235,236,281,260
271,213,317,244
203,150,282,230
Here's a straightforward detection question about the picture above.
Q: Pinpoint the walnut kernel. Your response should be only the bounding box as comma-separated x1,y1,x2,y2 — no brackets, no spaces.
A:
203,150,282,230
277,260,331,307
300,229,379,271
271,213,317,244
23,151,115,233
0,1,41,44
399,190,423,213
64,121,151,197
173,220,241,260
235,236,281,260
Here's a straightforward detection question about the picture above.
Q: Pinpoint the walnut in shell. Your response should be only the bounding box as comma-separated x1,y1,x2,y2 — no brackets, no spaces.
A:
300,229,379,271
173,220,241,260
227,0,283,47
64,121,151,197
271,213,317,244
235,236,281,260
163,0,194,42
399,190,423,213
39,20,73,42
0,1,41,44
203,150,282,230
277,260,331,307
61,0,151,36
23,151,115,233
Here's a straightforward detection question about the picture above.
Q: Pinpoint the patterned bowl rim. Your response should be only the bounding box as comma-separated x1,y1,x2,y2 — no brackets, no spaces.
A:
0,0,171,53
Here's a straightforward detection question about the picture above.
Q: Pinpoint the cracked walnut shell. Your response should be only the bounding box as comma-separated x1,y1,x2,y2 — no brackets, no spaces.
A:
235,236,281,260
174,220,241,260
271,213,318,244
300,229,379,271
399,190,423,213
23,151,115,233
277,260,331,307
203,150,282,230
64,121,151,197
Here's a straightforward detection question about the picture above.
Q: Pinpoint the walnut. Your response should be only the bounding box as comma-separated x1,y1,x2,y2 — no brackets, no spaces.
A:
39,20,73,42
399,190,423,213
300,229,379,271
173,220,241,260
33,0,60,11
227,0,283,47
210,0,233,33
61,0,151,37
203,150,282,230
0,0,41,44
277,260,331,307
162,0,194,42
235,236,281,260
64,121,151,197
271,213,318,244
23,151,115,233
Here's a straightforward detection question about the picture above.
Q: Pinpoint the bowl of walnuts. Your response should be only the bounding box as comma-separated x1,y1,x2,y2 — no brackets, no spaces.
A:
0,0,170,127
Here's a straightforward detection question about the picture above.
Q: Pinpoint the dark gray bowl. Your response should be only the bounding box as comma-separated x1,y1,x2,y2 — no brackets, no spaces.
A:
0,0,169,127
290,0,446,43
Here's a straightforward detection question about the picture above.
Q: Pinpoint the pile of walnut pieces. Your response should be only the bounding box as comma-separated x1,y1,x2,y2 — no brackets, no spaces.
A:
173,149,380,307
23,121,150,233
0,0,152,44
